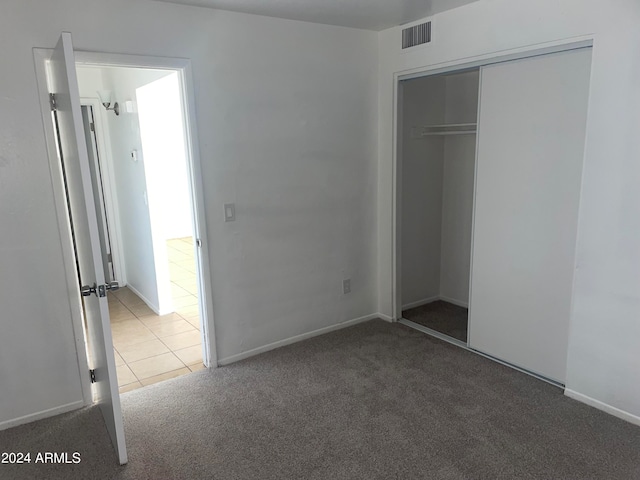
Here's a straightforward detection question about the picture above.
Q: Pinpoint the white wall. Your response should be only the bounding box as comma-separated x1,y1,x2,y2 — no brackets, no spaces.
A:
439,71,478,306
378,0,640,420
443,70,479,124
136,73,193,241
77,67,106,96
0,0,377,427
400,75,445,307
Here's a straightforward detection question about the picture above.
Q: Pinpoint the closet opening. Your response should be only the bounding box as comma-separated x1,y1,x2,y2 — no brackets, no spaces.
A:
397,67,479,346
393,44,592,388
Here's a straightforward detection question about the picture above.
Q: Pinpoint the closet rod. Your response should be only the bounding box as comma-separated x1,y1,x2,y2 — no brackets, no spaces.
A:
411,123,477,138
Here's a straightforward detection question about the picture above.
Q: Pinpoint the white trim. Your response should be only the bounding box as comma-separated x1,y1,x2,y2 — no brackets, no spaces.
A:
564,389,640,427
377,313,394,323
177,61,218,368
396,36,594,82
438,295,468,309
33,47,93,406
0,400,85,431
126,283,162,315
218,314,379,366
391,74,402,321
402,296,439,310
466,66,483,349
74,51,190,70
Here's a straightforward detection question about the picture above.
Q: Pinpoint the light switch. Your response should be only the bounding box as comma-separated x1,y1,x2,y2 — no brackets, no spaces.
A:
224,203,236,222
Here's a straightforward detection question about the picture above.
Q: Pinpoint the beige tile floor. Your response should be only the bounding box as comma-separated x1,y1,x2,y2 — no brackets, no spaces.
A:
109,237,204,394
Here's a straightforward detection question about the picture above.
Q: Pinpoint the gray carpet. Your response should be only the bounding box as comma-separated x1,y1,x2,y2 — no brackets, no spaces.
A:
1,320,639,479
403,301,468,342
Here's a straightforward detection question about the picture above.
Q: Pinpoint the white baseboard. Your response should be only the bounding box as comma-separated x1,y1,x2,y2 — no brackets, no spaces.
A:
218,313,379,366
402,295,469,310
126,284,162,315
0,400,84,431
564,389,640,427
402,296,439,310
377,313,394,322
438,295,469,309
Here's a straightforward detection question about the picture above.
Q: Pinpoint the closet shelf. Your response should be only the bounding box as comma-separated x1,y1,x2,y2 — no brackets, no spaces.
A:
411,123,477,137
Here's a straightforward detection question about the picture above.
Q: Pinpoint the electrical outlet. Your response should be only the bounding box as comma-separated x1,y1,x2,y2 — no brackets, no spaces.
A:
342,279,351,295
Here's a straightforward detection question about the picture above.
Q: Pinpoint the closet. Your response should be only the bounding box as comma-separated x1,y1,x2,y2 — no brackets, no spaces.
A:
400,68,479,344
398,48,592,385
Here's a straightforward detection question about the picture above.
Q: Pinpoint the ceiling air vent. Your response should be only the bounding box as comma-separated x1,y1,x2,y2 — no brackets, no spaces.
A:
402,21,431,49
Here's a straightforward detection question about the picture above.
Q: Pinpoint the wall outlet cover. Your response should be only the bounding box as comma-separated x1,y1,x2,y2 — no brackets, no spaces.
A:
224,203,236,222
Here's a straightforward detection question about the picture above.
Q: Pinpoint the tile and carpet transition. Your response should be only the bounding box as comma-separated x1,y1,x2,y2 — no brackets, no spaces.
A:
1,320,639,479
403,300,469,343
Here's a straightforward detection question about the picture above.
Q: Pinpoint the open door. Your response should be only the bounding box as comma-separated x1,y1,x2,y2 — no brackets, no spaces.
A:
49,32,127,465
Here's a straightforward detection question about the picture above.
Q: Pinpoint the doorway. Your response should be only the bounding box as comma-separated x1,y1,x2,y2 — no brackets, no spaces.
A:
35,32,218,464
76,63,209,393
398,68,479,346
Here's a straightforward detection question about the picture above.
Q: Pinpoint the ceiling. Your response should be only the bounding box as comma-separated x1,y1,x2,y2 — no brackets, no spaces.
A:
151,0,480,31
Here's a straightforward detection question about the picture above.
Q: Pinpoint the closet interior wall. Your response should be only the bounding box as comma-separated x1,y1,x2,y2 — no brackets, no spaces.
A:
401,70,479,312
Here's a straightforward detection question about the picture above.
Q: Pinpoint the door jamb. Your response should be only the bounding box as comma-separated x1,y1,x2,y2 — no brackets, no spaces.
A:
80,98,127,286
391,36,595,323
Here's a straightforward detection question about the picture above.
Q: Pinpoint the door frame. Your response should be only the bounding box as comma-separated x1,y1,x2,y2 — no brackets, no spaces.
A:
80,99,127,286
391,36,595,323
34,49,218,397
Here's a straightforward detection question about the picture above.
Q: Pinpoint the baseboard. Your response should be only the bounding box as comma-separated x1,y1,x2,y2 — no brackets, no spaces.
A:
402,296,439,310
218,313,379,366
377,313,394,323
402,295,469,311
0,400,84,431
564,389,640,427
438,295,469,309
126,284,162,316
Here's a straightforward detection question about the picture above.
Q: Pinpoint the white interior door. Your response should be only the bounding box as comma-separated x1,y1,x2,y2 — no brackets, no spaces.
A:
49,32,127,464
468,48,592,384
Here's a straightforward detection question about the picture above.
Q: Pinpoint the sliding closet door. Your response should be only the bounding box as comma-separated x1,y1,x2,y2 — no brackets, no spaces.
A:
468,48,592,383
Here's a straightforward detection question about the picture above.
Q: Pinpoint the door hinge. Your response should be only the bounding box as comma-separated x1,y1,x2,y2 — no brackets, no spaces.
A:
107,253,113,263
90,369,96,383
90,122,95,132
49,93,57,112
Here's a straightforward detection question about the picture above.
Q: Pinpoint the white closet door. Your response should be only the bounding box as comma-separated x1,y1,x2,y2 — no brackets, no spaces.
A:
468,48,592,383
